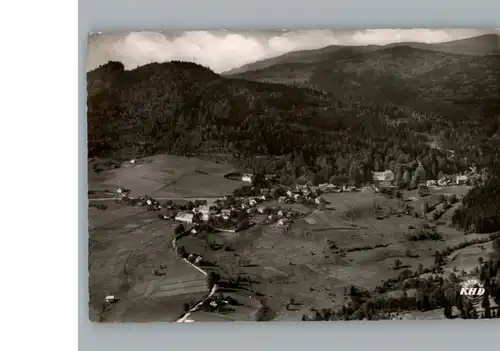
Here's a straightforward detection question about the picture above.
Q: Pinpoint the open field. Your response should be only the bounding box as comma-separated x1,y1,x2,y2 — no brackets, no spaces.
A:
88,154,245,199
89,202,211,322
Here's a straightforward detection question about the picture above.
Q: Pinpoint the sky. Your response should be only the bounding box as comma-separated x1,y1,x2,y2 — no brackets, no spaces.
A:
87,28,497,74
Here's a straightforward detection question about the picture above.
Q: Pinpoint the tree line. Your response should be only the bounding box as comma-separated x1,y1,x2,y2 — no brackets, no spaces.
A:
452,172,500,233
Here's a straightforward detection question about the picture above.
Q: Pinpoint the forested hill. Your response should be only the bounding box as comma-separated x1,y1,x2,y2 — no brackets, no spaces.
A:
87,57,499,186
87,60,352,159
224,43,500,164
227,43,500,120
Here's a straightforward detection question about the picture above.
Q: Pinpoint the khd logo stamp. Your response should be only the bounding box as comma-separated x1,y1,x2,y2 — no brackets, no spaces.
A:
459,279,485,300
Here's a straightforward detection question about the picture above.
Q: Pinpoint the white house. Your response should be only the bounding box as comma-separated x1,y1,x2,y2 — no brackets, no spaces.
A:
315,197,323,205
130,159,136,164
242,173,254,183
116,187,130,195
438,177,449,187
175,212,193,224
278,218,289,226
426,180,437,187
249,199,258,206
277,210,284,217
373,170,395,185
105,295,117,303
197,205,214,221
286,190,293,197
278,196,286,203
456,175,469,185
221,209,231,220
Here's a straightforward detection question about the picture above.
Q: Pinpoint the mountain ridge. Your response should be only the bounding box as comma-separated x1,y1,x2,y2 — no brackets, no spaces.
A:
223,33,500,76
222,37,500,122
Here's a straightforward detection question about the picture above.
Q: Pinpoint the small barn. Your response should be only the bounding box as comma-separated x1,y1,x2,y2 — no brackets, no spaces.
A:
373,170,395,187
175,212,194,224
242,174,254,183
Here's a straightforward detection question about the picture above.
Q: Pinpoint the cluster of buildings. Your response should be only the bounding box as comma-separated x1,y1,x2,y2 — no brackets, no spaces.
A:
277,186,326,206
174,194,268,225
186,253,203,265
371,168,477,191
424,174,472,188
115,187,131,197
274,183,359,206
264,208,301,226
239,172,358,201
124,194,163,210
372,170,396,188
174,205,218,224
318,183,358,193
171,190,304,228
115,189,167,210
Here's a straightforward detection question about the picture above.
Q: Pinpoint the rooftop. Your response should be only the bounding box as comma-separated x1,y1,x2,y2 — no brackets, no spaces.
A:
176,212,193,219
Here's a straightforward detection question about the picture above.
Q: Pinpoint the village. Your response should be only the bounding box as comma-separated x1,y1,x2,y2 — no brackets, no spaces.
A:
372,165,482,191
103,163,484,238
110,177,323,232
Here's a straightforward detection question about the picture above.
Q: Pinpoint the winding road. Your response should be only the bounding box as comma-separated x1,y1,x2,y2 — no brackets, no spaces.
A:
171,235,219,323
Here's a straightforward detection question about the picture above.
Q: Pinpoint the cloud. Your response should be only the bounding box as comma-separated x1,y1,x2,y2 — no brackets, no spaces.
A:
87,28,495,73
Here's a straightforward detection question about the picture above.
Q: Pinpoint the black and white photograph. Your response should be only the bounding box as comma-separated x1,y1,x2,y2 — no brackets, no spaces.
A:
87,28,500,323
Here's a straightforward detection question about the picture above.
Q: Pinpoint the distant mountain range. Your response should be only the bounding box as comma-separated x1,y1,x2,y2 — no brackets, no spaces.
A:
222,34,500,118
223,34,500,76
